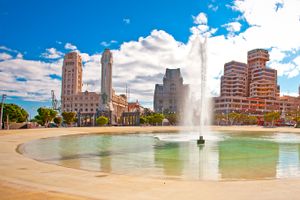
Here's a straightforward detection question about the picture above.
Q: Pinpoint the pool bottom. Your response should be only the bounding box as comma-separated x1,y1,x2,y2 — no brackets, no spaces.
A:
18,131,300,181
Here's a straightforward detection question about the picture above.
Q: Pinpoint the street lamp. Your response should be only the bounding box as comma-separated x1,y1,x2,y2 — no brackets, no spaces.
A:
0,94,7,130
297,105,300,127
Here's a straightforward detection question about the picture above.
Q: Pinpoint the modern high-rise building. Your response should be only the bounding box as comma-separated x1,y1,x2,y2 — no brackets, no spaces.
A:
247,49,279,100
220,61,248,97
214,48,300,116
154,68,189,113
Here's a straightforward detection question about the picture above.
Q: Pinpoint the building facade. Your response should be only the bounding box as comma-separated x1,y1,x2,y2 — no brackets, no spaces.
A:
247,49,279,100
214,49,300,116
154,68,189,113
220,61,248,97
101,49,113,108
61,50,128,125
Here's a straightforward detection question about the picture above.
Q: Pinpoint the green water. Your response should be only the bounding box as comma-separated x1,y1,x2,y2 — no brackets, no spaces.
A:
19,131,300,180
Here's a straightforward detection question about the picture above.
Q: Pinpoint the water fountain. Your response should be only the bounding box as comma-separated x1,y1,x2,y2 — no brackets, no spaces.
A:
183,35,210,145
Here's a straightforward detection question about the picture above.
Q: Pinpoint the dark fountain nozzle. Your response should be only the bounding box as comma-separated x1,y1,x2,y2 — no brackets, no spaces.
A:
197,136,205,145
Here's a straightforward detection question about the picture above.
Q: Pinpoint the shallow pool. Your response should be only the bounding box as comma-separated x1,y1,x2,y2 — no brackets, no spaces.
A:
19,131,300,181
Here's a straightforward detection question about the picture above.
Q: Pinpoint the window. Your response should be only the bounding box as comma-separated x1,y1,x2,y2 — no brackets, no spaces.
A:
170,83,176,91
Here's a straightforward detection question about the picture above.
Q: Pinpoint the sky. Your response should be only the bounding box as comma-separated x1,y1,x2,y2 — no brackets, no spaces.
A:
1,0,300,118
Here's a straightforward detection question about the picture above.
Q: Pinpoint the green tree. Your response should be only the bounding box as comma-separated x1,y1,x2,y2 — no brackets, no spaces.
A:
34,107,57,126
228,112,240,125
61,112,76,126
2,103,28,124
53,116,62,127
143,108,153,116
235,113,249,125
147,113,164,126
293,114,300,128
265,111,280,127
247,115,258,125
140,116,148,125
165,113,178,125
96,116,109,126
214,113,224,125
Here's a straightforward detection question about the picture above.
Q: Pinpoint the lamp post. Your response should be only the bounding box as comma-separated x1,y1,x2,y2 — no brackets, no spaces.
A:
0,94,7,130
297,105,300,127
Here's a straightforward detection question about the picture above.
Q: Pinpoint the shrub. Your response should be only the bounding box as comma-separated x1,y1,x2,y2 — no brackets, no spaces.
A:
96,116,109,126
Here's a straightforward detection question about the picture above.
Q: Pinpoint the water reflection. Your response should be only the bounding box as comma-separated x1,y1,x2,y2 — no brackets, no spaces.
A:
20,132,300,180
98,136,112,173
218,138,279,180
154,142,183,177
276,143,300,178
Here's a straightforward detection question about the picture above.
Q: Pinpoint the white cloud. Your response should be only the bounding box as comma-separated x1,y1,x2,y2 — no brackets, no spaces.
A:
16,53,23,59
193,12,208,25
0,52,13,60
64,43,77,50
42,48,63,59
80,53,91,62
1,0,300,106
293,55,300,66
0,46,19,53
123,18,130,24
208,4,219,12
223,21,242,33
280,91,299,97
269,47,285,62
100,42,110,47
0,58,62,101
100,40,118,47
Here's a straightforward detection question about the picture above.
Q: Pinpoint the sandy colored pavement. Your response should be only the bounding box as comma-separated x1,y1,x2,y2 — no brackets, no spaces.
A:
1,126,300,200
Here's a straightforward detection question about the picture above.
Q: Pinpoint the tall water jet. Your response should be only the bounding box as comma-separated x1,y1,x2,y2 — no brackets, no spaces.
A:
182,35,211,143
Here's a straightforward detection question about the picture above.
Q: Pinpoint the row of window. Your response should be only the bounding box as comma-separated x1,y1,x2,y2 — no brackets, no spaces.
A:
63,103,99,107
63,96,98,101
65,108,98,112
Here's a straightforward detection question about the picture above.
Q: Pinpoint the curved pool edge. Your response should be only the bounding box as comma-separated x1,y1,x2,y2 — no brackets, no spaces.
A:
1,126,300,200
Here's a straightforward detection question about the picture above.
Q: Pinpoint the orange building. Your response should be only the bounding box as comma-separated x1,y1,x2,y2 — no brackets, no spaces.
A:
214,49,300,116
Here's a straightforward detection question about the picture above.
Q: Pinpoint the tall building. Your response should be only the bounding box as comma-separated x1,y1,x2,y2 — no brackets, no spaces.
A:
99,49,127,123
247,49,279,100
214,48,300,115
101,49,113,105
154,68,189,113
61,52,82,97
220,61,248,97
61,50,128,126
61,52,100,115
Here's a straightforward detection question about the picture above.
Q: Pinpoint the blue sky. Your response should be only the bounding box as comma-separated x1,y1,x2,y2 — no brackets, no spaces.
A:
1,0,300,117
0,0,240,54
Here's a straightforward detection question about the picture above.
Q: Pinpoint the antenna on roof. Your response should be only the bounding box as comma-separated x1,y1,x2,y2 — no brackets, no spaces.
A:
126,84,128,99
128,88,130,103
